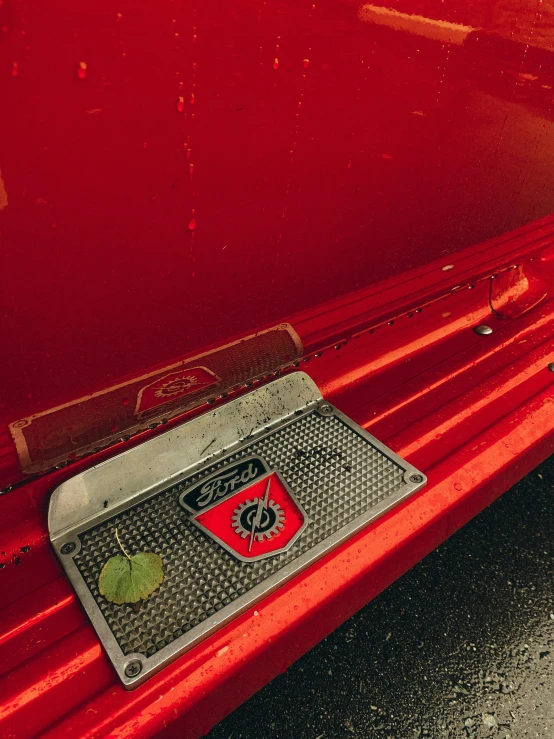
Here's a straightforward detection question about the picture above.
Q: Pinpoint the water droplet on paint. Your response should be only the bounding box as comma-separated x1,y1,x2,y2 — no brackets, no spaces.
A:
273,58,279,70
190,92,195,105
303,58,310,68
177,96,185,112
11,61,18,77
188,216,196,230
77,61,87,79
116,12,123,21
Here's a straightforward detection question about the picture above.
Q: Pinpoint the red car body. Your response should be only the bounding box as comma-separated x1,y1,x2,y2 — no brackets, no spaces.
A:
1,0,554,736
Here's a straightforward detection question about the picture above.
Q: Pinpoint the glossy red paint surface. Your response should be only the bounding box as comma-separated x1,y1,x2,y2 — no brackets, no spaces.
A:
2,0,554,485
1,0,554,736
1,283,553,737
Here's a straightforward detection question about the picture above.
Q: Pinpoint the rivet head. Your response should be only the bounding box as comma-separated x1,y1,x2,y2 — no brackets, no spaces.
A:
317,403,334,417
60,542,76,555
124,659,142,678
548,363,554,373
409,473,424,484
474,325,493,336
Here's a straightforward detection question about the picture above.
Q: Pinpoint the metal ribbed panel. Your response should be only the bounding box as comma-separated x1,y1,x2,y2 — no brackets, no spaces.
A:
74,412,405,659
52,374,425,688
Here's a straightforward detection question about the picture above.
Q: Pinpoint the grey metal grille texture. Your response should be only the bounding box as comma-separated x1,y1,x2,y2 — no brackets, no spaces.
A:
74,412,405,659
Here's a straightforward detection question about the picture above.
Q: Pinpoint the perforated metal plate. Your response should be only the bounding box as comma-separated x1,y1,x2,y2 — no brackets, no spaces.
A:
50,373,426,688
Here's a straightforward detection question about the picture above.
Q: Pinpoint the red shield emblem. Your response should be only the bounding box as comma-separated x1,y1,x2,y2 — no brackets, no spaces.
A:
179,458,308,562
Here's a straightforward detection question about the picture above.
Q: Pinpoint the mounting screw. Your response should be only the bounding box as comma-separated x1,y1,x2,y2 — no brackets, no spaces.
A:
548,363,554,373
409,473,424,484
60,542,76,555
474,325,493,336
317,403,334,417
124,659,142,678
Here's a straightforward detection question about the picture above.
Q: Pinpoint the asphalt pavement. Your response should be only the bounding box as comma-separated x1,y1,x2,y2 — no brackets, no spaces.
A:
208,454,554,739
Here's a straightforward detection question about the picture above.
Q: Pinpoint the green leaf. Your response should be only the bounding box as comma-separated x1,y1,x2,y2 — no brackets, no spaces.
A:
99,550,164,605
